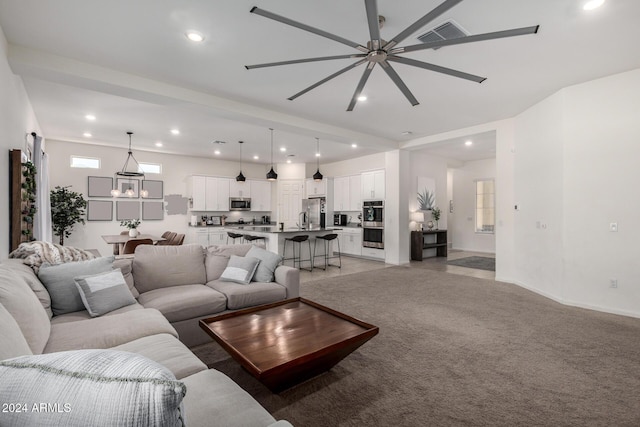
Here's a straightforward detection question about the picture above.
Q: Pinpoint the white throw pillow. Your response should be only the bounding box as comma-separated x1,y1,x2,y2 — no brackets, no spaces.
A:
219,255,261,285
74,270,137,317
0,349,186,427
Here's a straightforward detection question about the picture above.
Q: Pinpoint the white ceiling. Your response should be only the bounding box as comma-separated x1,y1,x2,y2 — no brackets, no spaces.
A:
1,0,639,164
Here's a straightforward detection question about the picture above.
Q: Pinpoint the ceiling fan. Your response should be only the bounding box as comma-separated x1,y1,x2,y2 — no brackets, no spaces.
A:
246,0,539,111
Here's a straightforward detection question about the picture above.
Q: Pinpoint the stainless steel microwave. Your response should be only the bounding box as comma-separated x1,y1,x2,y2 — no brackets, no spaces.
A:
229,198,251,211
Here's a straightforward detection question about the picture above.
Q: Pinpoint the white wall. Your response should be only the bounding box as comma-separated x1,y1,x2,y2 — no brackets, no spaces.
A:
0,24,40,259
450,158,496,253
408,151,449,230
46,139,272,256
316,152,386,178
512,68,640,317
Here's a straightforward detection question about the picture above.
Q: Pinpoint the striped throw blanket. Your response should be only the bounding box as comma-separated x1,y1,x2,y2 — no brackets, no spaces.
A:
9,241,97,273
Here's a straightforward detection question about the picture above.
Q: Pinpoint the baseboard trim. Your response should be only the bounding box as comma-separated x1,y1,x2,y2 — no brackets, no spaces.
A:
507,279,640,320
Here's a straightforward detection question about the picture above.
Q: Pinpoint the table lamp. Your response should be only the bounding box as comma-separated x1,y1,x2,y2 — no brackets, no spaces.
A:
411,211,425,231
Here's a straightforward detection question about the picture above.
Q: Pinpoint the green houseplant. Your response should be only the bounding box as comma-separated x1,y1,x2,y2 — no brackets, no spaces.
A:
431,207,441,229
50,186,86,245
120,219,141,237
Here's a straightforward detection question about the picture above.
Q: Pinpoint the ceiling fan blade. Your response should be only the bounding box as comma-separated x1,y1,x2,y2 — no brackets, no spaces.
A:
288,58,368,101
347,63,375,111
391,25,540,54
246,54,366,70
364,0,381,45
380,61,419,106
384,0,464,50
387,55,486,83
251,7,368,53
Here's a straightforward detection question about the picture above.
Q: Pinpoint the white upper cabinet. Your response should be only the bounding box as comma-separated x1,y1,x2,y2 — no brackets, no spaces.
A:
250,180,272,211
191,176,230,211
229,180,251,198
305,178,327,198
361,170,385,200
349,174,362,210
333,176,348,211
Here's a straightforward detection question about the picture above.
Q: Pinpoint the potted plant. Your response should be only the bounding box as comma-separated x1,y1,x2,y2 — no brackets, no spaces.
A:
50,186,86,245
121,219,141,237
431,207,441,230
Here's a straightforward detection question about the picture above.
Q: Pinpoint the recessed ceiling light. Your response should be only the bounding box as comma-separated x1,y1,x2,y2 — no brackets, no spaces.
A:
465,140,473,146
351,143,358,148
280,147,286,152
315,152,321,157
155,142,163,147
253,155,259,160
286,159,292,164
185,31,204,42
170,129,180,135
83,132,92,138
214,150,221,155
357,96,367,102
583,0,605,10
85,114,96,121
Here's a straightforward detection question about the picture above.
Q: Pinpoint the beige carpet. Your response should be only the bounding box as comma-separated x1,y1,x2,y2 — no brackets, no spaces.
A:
191,266,640,426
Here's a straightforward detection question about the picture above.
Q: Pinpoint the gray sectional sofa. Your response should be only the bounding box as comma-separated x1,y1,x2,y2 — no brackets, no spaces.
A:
0,243,298,427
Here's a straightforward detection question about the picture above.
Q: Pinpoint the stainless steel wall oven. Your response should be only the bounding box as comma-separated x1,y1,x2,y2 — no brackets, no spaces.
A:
362,200,384,249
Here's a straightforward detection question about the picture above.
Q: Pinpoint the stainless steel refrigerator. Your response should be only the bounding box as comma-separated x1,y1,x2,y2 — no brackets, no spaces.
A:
301,197,326,228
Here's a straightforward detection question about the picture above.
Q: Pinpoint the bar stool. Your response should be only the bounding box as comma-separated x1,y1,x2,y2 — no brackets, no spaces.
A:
282,235,312,271
313,233,342,270
226,232,243,244
243,235,266,246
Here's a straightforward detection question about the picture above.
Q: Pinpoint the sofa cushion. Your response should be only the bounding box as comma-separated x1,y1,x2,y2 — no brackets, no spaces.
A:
113,333,207,380
219,255,260,285
246,246,283,283
205,244,253,281
137,285,227,323
0,265,51,354
2,259,53,318
0,303,33,360
0,349,186,427
50,302,144,324
208,280,287,310
38,256,115,315
74,270,137,317
182,369,276,427
112,257,139,298
44,308,177,353
133,244,206,293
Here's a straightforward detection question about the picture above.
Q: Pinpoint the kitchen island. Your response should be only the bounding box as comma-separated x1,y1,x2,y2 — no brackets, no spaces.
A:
227,225,343,269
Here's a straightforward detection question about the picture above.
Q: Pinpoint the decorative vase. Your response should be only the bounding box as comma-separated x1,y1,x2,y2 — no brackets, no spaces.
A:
129,228,138,237
426,221,434,230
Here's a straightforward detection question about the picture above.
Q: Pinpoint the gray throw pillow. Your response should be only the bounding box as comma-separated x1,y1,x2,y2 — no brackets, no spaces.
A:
246,246,283,282
38,256,115,316
0,349,186,427
220,255,260,285
74,270,137,317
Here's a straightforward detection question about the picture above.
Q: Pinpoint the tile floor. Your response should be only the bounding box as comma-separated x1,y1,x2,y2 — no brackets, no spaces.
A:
297,249,495,283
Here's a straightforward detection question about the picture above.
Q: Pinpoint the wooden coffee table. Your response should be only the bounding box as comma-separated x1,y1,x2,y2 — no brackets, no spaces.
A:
199,297,379,392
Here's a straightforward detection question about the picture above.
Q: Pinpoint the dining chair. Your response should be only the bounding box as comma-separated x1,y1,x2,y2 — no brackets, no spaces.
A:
156,232,176,245
169,233,185,246
122,238,153,255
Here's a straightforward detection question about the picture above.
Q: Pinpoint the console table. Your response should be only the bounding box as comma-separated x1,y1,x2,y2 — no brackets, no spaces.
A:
411,230,448,260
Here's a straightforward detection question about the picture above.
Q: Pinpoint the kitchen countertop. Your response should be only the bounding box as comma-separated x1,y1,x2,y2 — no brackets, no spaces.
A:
229,225,343,234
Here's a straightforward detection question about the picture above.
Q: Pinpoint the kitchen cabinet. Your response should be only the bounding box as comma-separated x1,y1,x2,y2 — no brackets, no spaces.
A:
337,228,362,256
334,175,361,211
187,228,232,247
191,176,230,211
229,180,250,198
250,180,272,211
305,178,327,198
361,170,385,200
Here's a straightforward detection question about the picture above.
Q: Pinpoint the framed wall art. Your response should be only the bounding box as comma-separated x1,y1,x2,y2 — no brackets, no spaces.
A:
142,201,164,220
88,176,113,197
116,200,141,220
87,200,113,221
142,180,163,199
115,178,139,198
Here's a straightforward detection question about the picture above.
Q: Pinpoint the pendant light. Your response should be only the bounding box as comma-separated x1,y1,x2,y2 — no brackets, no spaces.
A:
266,128,278,181
111,131,147,197
236,141,246,182
313,137,323,181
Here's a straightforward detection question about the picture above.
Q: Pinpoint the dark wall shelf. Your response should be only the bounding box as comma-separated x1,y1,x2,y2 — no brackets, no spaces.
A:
411,230,447,261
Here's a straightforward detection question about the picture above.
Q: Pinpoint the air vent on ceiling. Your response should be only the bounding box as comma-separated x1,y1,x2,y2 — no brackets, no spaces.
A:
417,20,468,49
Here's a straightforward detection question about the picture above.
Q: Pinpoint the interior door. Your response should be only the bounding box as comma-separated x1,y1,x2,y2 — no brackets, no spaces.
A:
278,180,303,228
